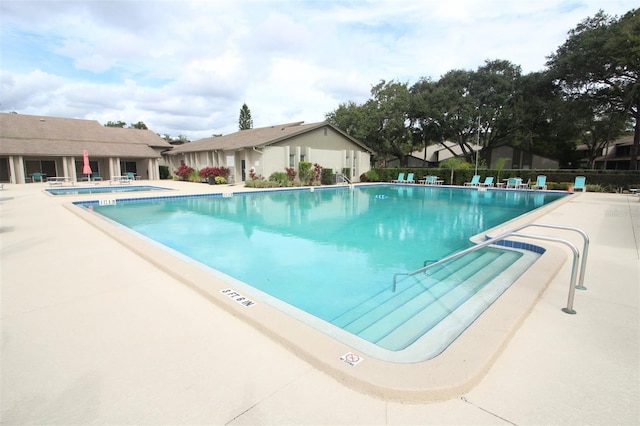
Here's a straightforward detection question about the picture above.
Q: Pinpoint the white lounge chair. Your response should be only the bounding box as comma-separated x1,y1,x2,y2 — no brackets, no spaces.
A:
391,173,405,183
480,177,494,187
531,175,547,190
464,175,481,186
573,176,586,192
518,179,531,189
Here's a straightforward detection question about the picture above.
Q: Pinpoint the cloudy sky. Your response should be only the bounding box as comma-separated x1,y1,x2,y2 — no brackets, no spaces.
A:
0,0,636,140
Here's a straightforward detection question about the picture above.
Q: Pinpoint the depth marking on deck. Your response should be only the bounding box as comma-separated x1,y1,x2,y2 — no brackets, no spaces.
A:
220,288,256,307
340,352,363,367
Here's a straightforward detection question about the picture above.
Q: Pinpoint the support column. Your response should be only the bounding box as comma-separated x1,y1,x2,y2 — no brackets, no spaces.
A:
16,156,25,184
148,158,156,180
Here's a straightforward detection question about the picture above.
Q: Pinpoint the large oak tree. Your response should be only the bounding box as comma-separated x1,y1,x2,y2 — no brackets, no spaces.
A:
547,8,640,169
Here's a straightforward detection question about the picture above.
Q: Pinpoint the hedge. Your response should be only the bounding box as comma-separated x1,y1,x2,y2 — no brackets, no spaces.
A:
368,168,640,192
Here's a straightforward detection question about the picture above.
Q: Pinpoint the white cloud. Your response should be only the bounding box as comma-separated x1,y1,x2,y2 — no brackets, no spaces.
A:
1,0,637,140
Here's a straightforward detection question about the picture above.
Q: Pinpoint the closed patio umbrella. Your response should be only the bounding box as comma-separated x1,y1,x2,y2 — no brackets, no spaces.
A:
83,150,92,181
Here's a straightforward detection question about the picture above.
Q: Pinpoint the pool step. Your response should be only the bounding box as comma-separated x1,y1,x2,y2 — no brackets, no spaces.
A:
330,248,523,351
330,251,487,328
339,251,502,334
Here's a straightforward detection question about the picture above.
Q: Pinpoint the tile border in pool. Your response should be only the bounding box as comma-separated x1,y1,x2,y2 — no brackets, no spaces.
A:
485,237,547,254
45,185,173,196
67,185,577,402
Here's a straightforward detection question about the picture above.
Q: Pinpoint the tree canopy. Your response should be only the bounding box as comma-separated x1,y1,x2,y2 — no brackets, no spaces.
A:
547,8,639,169
129,121,148,130
327,7,639,170
104,120,126,128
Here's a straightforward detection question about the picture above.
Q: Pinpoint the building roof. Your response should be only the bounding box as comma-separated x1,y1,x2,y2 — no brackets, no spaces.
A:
576,135,635,152
167,121,373,155
0,113,173,158
408,141,479,162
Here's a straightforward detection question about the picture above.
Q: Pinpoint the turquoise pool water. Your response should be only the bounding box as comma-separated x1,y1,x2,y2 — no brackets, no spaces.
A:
47,185,170,195
82,185,566,357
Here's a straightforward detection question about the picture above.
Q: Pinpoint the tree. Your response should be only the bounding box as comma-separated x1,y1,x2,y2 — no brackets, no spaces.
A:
547,9,640,169
408,78,444,166
425,69,478,160
517,71,581,166
414,61,525,164
326,100,381,165
326,101,376,143
366,80,418,166
104,120,126,128
569,95,626,168
129,121,148,130
239,103,253,130
471,60,523,150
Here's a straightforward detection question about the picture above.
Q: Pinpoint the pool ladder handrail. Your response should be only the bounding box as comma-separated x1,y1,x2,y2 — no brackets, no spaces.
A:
336,173,351,185
392,223,589,314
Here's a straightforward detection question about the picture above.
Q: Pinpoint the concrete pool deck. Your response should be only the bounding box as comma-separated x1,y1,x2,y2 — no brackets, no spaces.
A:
1,181,638,425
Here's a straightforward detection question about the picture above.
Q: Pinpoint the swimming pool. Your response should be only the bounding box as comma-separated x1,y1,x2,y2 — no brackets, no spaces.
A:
79,185,567,361
47,185,171,195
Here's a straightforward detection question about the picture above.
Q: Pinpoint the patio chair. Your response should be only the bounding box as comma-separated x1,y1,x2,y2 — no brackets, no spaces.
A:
32,172,44,183
506,177,521,189
391,173,405,183
518,178,531,189
126,172,135,180
420,175,436,185
573,176,586,192
91,172,103,181
404,173,415,184
464,175,481,186
480,176,494,187
531,175,547,190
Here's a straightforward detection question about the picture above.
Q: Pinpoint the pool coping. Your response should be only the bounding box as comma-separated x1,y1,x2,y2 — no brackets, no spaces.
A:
65,185,577,402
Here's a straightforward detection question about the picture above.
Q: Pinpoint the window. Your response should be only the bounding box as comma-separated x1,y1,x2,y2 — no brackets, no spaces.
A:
616,145,631,157
121,161,137,174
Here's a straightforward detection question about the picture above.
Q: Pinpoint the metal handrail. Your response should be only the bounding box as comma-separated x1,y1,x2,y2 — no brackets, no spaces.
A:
392,223,589,314
515,223,589,290
336,173,351,185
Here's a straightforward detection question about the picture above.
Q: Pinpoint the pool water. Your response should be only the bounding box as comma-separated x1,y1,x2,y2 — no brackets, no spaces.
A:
47,185,170,195
86,185,566,358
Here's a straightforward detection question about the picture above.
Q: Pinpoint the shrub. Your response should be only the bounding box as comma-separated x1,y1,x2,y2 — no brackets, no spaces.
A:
364,169,380,182
313,163,323,183
248,167,263,180
547,182,570,190
321,168,333,185
199,167,218,178
298,161,312,184
215,176,227,184
188,170,201,182
285,167,297,181
269,171,289,186
217,166,230,178
245,179,279,188
174,164,195,180
199,166,230,179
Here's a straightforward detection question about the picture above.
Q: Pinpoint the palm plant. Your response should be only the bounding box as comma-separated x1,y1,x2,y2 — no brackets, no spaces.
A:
495,157,509,181
439,157,470,185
